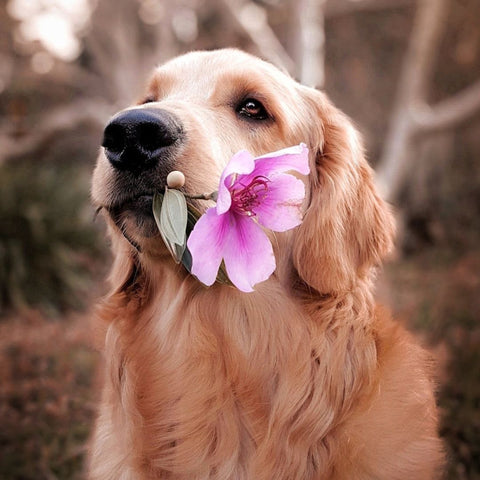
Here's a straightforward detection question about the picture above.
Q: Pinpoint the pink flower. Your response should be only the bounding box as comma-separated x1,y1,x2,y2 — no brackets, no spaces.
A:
187,144,310,292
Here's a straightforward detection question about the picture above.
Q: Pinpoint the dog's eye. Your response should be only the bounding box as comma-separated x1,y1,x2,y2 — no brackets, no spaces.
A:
236,98,270,121
140,95,156,104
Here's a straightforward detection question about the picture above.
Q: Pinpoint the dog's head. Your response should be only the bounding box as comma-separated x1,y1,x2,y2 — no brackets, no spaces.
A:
92,49,394,295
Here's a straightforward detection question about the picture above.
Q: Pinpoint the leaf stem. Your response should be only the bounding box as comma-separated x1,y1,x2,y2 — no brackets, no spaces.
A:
184,191,218,202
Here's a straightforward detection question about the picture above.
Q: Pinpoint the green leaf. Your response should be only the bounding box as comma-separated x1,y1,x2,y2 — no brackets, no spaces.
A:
162,188,188,245
181,246,193,273
216,261,231,285
153,191,232,287
179,204,201,273
153,189,188,263
185,202,202,235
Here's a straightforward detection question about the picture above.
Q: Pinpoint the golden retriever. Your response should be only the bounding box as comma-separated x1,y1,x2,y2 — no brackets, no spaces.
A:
89,49,444,479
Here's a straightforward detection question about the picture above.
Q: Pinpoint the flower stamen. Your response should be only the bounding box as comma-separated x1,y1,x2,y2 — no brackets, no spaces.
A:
231,175,270,216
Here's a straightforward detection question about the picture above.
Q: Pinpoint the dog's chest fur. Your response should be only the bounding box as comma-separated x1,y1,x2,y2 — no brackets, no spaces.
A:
97,273,376,480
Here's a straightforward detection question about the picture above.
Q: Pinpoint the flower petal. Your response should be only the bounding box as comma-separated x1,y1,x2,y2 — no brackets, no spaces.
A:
254,174,306,232
222,214,276,292
187,208,228,286
249,143,310,180
216,150,256,215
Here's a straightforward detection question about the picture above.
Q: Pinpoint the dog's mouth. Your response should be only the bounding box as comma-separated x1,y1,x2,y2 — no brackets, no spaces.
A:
103,192,162,244
109,193,157,217
101,187,204,249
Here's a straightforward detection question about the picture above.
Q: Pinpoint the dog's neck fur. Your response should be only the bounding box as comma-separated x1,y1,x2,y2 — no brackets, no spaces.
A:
94,246,379,478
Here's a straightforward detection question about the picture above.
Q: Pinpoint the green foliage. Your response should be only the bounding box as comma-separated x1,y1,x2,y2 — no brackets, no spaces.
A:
0,317,98,480
0,160,103,315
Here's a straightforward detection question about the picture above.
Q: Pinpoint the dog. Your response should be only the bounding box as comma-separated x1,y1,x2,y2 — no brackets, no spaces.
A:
89,49,444,479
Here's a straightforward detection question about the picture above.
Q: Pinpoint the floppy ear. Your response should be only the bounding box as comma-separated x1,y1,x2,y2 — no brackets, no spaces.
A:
292,87,395,294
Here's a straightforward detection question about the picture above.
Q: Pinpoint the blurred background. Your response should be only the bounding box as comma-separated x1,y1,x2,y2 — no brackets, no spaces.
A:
0,0,479,478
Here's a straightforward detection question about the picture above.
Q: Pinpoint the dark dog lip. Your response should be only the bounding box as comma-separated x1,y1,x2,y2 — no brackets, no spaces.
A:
105,191,160,214
100,187,203,222
100,193,160,250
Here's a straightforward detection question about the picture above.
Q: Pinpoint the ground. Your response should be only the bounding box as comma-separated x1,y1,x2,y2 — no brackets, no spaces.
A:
0,311,99,480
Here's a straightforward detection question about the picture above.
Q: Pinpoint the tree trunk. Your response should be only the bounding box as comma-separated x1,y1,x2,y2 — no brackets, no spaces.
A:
376,0,449,202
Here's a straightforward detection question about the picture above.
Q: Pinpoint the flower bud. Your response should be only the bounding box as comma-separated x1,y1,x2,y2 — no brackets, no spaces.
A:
167,171,186,188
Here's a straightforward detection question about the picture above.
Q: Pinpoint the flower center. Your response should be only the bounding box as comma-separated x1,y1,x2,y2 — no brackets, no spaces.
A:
231,176,270,216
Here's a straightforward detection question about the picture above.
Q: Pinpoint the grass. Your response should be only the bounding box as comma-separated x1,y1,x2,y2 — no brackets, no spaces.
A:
0,159,104,316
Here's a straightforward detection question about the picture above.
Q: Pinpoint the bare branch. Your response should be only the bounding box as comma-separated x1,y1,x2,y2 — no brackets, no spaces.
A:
376,0,449,202
412,79,480,133
220,0,295,75
291,0,326,87
0,100,112,164
83,0,158,103
325,0,415,18
49,63,104,92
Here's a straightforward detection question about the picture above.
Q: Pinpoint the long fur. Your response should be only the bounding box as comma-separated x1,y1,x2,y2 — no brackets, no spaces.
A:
89,49,444,479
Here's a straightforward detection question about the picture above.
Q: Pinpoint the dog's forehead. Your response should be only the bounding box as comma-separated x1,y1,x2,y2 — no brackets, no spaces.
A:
158,49,277,77
151,49,294,98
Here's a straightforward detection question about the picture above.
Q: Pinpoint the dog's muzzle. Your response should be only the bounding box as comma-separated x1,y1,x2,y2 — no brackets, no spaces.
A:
102,108,183,175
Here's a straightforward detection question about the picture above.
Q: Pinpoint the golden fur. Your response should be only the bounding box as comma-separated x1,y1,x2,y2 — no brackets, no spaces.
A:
89,49,444,479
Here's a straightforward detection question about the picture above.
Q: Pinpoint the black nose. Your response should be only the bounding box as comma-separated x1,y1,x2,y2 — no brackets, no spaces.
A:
102,108,183,173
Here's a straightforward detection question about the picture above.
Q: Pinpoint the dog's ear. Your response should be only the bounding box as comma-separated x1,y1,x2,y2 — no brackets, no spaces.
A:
292,87,395,294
